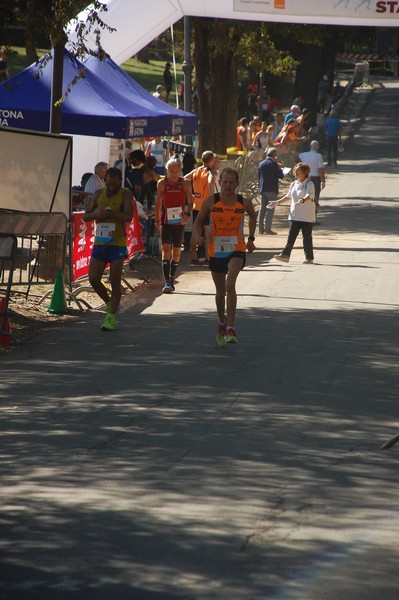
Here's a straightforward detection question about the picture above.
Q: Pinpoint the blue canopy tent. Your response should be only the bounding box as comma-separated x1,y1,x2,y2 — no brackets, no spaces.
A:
0,50,198,138
83,54,198,137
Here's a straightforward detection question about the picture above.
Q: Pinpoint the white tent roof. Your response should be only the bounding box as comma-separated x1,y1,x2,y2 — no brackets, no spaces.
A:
69,0,399,66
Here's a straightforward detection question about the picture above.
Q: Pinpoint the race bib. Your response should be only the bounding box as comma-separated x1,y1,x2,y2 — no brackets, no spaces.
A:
214,235,238,258
95,222,116,243
167,206,183,224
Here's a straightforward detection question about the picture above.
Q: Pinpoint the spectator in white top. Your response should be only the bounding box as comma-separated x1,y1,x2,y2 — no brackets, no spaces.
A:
267,162,316,264
153,84,165,101
299,140,325,222
145,136,169,175
84,162,108,195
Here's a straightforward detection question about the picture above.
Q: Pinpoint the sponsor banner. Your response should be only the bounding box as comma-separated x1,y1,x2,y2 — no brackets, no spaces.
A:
172,118,184,135
233,0,399,21
129,118,149,138
72,204,144,281
72,212,95,281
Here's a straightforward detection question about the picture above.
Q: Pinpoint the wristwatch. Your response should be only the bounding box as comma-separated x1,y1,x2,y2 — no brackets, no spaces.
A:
248,235,255,241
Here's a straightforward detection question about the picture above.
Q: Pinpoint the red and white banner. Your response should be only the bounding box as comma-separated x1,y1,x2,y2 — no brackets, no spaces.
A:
72,204,144,281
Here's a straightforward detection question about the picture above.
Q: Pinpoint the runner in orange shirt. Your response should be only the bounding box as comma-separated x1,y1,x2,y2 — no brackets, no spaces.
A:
193,167,257,345
184,150,216,266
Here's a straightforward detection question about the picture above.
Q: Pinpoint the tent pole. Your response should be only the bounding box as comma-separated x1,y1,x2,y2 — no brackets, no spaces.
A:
122,139,126,183
170,25,179,108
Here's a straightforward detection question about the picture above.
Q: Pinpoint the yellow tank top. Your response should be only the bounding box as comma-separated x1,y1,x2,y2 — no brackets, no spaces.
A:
208,194,246,258
94,187,127,246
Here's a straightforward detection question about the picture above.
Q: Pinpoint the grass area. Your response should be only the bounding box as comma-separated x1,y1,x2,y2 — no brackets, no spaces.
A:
6,48,183,105
122,56,183,96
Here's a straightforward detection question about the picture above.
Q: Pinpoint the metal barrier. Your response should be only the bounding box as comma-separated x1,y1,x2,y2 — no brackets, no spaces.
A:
0,234,17,342
0,210,68,292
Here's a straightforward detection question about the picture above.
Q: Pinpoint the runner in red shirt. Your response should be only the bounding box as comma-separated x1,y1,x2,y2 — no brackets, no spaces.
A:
155,158,193,293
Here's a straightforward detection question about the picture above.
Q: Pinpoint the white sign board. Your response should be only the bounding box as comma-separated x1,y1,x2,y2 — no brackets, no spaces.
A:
0,127,72,216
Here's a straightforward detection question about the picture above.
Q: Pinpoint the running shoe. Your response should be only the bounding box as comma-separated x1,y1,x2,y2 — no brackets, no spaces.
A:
274,254,289,263
162,280,173,293
216,321,227,346
225,327,238,344
101,313,117,331
303,259,314,264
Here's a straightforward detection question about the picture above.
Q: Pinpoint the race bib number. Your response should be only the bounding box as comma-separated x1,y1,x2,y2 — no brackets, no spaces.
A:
167,206,183,224
95,222,116,243
214,235,238,258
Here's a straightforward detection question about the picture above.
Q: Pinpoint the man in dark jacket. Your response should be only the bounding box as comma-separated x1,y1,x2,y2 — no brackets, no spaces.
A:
163,62,173,102
258,147,284,235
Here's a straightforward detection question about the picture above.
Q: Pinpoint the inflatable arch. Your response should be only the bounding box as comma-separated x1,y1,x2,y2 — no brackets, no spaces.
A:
72,0,399,66
69,0,399,184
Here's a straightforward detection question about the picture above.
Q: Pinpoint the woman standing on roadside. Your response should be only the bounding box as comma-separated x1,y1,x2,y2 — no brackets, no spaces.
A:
267,162,316,264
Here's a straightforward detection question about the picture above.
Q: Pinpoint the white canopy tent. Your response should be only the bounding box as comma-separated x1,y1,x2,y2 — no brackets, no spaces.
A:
68,0,399,183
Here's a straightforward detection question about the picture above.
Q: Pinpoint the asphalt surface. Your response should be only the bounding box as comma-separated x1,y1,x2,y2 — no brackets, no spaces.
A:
1,80,399,600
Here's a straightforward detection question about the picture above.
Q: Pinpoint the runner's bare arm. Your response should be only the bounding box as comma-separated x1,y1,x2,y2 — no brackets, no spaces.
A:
183,179,194,214
183,169,195,181
155,179,165,228
244,197,257,253
182,179,194,224
83,190,100,222
193,195,213,243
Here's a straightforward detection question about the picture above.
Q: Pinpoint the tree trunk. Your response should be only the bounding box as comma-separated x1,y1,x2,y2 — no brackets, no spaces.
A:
294,44,322,126
25,0,39,63
194,20,239,155
194,20,212,154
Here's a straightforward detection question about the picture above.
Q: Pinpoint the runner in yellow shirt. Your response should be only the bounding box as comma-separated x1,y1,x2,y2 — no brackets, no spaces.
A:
84,167,133,331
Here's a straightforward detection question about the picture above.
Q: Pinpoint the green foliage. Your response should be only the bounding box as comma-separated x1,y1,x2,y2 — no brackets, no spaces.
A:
269,22,327,47
239,23,298,75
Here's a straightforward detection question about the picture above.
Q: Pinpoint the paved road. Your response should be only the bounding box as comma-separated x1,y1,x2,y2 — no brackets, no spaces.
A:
1,81,399,600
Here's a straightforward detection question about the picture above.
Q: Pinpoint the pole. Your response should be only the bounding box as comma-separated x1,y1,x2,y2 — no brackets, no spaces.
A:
258,71,263,119
182,16,193,147
50,39,66,134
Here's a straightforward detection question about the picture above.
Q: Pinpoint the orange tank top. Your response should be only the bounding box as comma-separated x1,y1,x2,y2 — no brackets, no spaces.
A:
208,194,246,258
192,167,211,211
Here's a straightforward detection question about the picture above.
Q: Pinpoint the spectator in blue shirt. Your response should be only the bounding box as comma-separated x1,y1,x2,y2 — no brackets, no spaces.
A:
324,110,341,167
258,147,284,235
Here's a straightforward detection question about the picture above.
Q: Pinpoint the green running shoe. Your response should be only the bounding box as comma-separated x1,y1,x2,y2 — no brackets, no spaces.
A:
101,313,117,331
225,327,238,344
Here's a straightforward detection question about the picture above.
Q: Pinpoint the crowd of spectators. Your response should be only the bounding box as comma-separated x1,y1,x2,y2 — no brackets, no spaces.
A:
237,74,345,170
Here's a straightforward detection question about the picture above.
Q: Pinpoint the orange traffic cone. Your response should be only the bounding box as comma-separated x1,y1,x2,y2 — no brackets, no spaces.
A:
0,296,13,346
